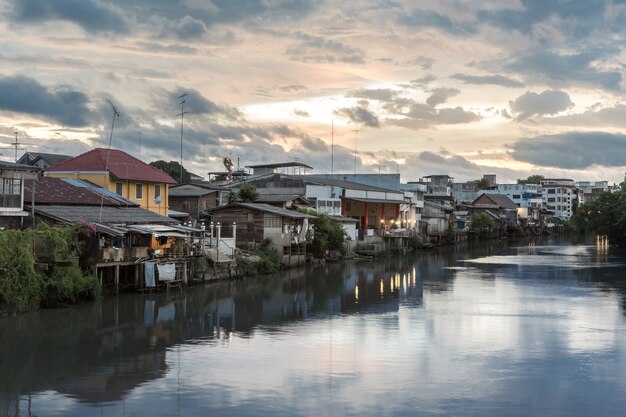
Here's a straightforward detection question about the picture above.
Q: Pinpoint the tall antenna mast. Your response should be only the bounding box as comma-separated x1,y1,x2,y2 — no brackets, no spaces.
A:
353,125,361,176
138,131,143,159
331,120,334,176
177,93,189,183
0,130,28,162
100,99,121,222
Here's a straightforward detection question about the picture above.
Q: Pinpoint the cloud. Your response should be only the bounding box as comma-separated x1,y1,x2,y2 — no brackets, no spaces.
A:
509,90,573,121
287,32,365,64
293,109,310,117
0,75,93,127
407,55,434,70
544,104,626,128
426,88,460,107
451,73,524,88
279,84,307,92
504,49,622,91
398,7,473,36
11,0,130,34
333,101,381,128
155,15,210,40
165,89,242,120
478,0,611,39
512,132,626,169
384,98,481,130
348,88,399,102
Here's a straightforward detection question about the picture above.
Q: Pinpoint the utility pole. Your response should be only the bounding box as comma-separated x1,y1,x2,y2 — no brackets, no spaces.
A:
177,93,188,183
353,126,361,175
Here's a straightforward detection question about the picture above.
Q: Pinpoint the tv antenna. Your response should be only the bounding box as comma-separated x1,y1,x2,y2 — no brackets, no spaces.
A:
100,99,122,222
0,130,29,162
331,120,334,176
177,93,189,183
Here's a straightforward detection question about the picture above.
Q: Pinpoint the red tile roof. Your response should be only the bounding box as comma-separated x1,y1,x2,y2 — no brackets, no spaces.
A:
24,177,131,206
45,148,176,184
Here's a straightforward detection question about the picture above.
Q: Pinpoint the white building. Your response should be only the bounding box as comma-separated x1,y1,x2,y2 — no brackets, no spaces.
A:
576,181,609,205
541,179,576,220
495,184,544,210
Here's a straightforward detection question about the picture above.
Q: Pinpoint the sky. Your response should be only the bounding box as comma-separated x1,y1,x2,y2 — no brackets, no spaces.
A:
1,0,626,184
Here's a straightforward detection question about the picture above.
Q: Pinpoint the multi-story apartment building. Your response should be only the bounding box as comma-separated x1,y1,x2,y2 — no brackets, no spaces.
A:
541,179,576,220
495,183,544,210
576,181,609,205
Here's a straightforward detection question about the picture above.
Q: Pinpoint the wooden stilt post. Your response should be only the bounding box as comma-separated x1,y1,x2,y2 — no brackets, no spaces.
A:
115,265,120,295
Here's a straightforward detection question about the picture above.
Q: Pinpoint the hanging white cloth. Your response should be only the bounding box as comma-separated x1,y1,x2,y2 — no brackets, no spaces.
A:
157,263,176,282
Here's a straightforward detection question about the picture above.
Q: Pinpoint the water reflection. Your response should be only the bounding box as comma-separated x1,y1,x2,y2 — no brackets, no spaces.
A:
1,238,626,416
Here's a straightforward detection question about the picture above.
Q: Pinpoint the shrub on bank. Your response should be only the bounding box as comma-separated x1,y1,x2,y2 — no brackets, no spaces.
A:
0,224,102,315
236,238,283,275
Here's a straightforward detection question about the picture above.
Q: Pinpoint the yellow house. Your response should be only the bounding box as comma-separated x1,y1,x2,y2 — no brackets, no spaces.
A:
44,148,176,216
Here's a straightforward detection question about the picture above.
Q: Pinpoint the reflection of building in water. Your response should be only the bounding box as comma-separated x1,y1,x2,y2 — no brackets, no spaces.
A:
0,258,424,412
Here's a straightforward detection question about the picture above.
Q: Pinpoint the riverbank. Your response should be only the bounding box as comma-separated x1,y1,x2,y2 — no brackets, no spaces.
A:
0,225,101,316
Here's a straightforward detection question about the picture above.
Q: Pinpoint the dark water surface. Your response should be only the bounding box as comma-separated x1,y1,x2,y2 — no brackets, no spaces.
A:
2,238,626,416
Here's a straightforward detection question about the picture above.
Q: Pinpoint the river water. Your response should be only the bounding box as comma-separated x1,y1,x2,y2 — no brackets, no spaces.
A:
2,238,626,417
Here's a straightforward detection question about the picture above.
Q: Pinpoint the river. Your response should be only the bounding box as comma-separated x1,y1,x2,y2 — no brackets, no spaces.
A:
2,237,626,417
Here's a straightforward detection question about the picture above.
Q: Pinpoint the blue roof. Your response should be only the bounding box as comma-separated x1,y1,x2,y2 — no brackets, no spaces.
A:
62,179,138,206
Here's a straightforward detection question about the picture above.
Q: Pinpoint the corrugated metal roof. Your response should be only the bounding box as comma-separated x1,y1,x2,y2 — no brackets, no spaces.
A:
473,193,518,210
33,205,177,224
350,197,405,204
24,177,129,206
0,160,41,173
246,162,313,169
212,203,317,219
62,178,138,206
46,148,176,184
169,186,217,197
256,194,310,204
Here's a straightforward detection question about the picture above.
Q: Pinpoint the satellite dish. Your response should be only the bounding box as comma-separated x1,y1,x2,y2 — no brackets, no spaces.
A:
155,195,163,205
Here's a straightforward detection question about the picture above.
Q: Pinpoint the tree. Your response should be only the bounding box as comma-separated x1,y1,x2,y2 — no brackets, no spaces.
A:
238,184,260,202
309,213,346,257
149,160,191,183
571,191,626,244
226,184,259,204
476,178,491,189
469,212,496,233
517,175,545,185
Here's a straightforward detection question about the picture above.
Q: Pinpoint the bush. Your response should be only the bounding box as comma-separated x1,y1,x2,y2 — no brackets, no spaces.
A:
235,238,283,275
0,225,102,315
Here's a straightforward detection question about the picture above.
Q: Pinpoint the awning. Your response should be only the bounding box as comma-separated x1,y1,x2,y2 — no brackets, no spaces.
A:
93,223,127,237
127,224,193,238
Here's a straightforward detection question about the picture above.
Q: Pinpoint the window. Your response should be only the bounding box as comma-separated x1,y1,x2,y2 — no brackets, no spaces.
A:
154,184,161,199
0,178,21,208
115,182,123,195
512,195,521,200
135,183,143,199
547,189,556,194
264,215,282,229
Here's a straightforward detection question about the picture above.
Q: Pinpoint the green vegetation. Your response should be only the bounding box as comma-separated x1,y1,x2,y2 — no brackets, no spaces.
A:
469,212,496,234
227,184,260,204
305,211,346,258
0,224,101,316
236,238,283,275
517,174,545,185
149,160,191,183
570,191,626,244
476,178,491,189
